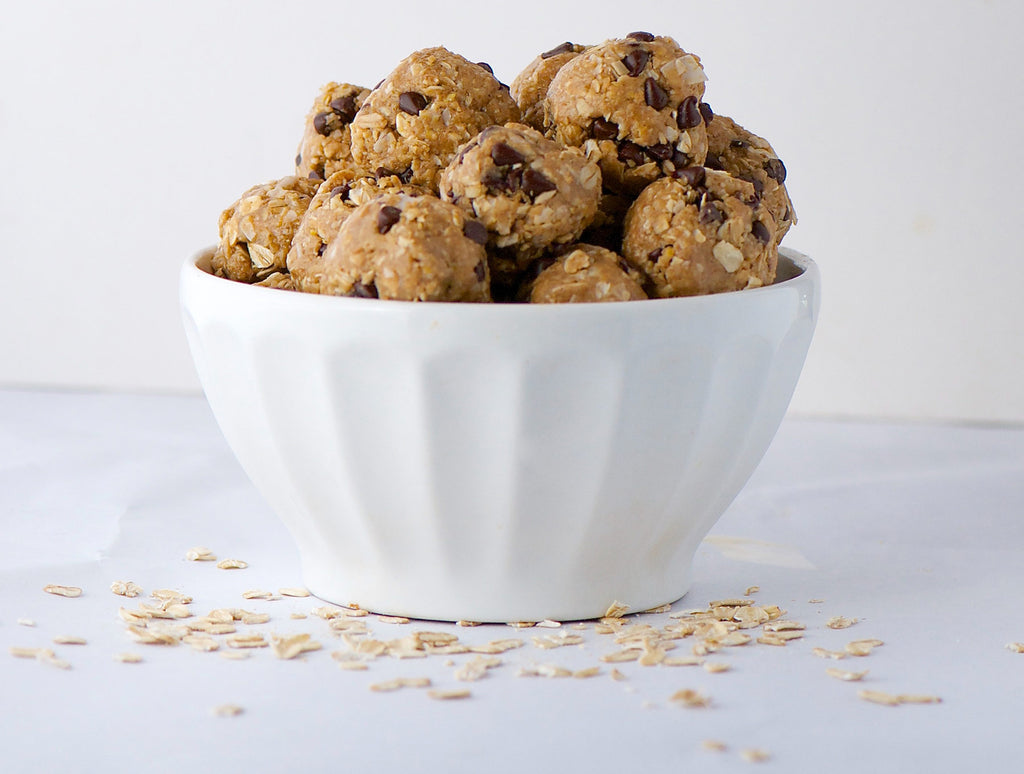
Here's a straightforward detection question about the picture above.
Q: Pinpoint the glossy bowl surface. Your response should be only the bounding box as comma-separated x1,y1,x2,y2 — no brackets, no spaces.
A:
180,247,819,621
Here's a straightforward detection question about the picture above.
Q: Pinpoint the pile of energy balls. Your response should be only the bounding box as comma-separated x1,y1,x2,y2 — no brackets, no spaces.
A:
212,33,794,303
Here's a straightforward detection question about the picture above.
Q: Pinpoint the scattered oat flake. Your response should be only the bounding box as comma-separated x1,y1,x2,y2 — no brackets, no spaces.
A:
610,668,627,681
456,620,481,627
702,740,728,752
428,688,471,700
220,650,250,660
740,748,771,763
519,663,573,678
507,621,536,629
377,615,410,624
644,603,672,614
663,655,704,667
289,613,307,620
1006,642,1024,653
764,620,805,632
242,590,274,600
897,694,942,704
152,589,193,603
212,704,244,717
10,646,43,659
182,635,220,652
704,661,731,673
812,647,847,660
808,598,825,604
37,649,72,669
455,656,502,681
16,618,35,627
186,546,217,561
217,559,248,570
601,649,640,663
826,667,868,681
114,652,143,663
827,616,857,629
711,598,755,608
604,600,629,618
370,677,431,692
110,580,143,598
670,689,710,708
846,639,884,656
226,633,267,649
52,636,87,645
744,586,760,596
279,587,310,597
756,634,788,647
573,667,601,679
857,689,902,706
271,633,322,660
43,584,81,598
536,619,562,628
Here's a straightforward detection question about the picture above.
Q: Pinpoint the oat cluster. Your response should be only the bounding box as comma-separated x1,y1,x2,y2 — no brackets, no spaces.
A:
211,34,795,303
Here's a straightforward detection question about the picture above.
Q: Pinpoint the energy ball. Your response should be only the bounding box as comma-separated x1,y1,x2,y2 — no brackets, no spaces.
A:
705,112,795,247
547,32,710,196
621,167,777,297
509,41,589,132
295,82,371,181
439,123,602,269
350,47,520,192
321,193,491,302
287,167,426,293
212,176,319,284
526,244,647,303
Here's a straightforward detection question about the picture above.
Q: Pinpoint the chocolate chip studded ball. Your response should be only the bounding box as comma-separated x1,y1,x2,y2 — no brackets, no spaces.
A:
321,193,491,302
621,167,777,297
705,112,795,247
350,47,520,192
295,82,371,182
526,244,647,303
439,123,602,271
509,41,589,132
286,166,427,293
546,32,710,196
212,176,319,284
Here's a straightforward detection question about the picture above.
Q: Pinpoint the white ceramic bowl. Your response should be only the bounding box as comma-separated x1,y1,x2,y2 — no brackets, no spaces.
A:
180,247,819,622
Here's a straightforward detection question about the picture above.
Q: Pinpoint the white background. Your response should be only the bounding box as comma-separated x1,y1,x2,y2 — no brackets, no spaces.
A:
1,0,1021,423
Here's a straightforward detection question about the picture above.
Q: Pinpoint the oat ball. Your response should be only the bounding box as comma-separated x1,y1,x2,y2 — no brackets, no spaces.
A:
287,167,428,293
509,41,589,132
321,193,490,302
705,111,795,247
439,123,602,267
212,176,319,284
295,82,371,181
350,47,520,192
547,32,710,196
621,167,777,297
526,244,647,303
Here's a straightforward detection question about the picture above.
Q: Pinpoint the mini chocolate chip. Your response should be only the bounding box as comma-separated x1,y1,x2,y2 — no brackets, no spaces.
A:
398,91,428,116
671,150,691,169
591,117,619,141
476,61,493,73
699,200,725,225
704,154,723,170
313,111,333,136
317,243,327,257
463,219,488,246
617,259,633,274
621,48,650,77
490,142,525,167
483,166,523,194
699,101,714,124
672,165,705,187
739,174,764,200
373,79,384,90
522,168,557,198
541,41,575,59
375,166,414,183
644,78,669,110
377,205,401,234
647,247,663,262
627,31,656,41
329,95,358,124
295,153,302,167
308,170,324,181
730,138,750,149
617,141,646,166
330,183,351,200
782,206,791,222
473,259,486,282
676,96,701,129
764,158,787,183
646,143,673,161
751,220,771,244
350,281,378,298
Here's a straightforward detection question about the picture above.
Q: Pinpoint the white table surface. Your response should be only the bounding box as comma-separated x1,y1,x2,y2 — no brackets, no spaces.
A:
2,389,1022,773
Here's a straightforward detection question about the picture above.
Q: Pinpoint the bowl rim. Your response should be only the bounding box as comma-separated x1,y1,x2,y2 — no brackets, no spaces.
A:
183,245,817,315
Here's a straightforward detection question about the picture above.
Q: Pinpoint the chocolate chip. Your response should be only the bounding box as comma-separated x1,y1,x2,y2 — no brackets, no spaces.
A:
699,200,725,225
476,61,493,73
671,165,705,187
730,138,750,149
699,101,714,124
483,165,523,195
671,150,691,169
377,166,414,184
617,258,634,274
329,95,358,124
644,78,669,110
764,158,787,183
751,220,771,244
308,170,324,181
521,168,557,198
617,141,646,166
350,281,378,299
317,243,326,257
704,154,723,170
313,111,333,136
541,42,575,59
373,79,384,90
473,259,487,282
295,153,302,167
621,48,650,77
646,143,673,161
398,91,428,116
647,247,663,262
377,205,401,234
676,96,701,129
627,31,656,41
739,174,764,200
490,142,525,167
591,118,619,141
463,219,488,246
330,183,351,200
